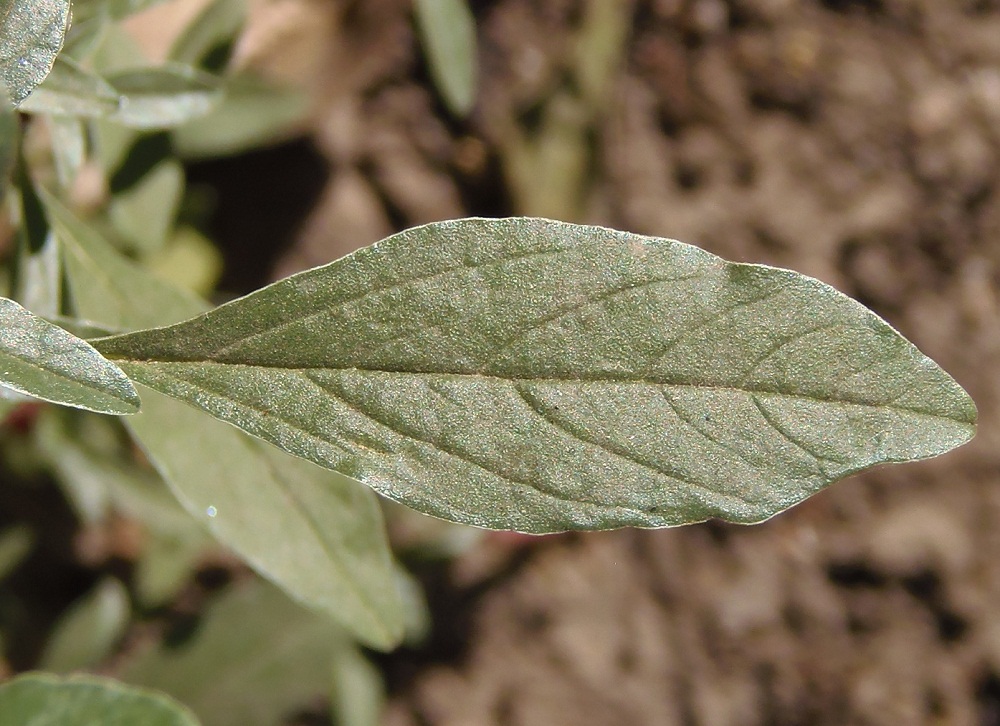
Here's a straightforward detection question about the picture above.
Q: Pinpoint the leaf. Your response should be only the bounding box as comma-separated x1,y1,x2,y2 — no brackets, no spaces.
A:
167,0,246,68
42,190,206,331
0,524,33,581
0,672,200,726
94,218,977,533
413,0,477,116
39,578,130,672
54,190,404,648
108,158,183,254
0,86,16,203
121,580,353,726
109,64,223,129
18,55,121,117
49,116,87,186
0,0,70,105
172,76,309,159
0,296,140,414
127,389,404,648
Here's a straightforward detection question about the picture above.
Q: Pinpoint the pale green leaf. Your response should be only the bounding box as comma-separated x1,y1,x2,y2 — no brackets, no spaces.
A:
121,580,350,726
0,672,200,726
0,524,33,581
49,116,87,186
414,0,477,116
39,578,130,672
127,388,404,649
0,86,16,202
109,64,223,129
0,296,140,414
168,0,246,67
330,645,385,726
18,55,121,117
172,76,309,159
0,0,70,105
95,218,976,533
42,190,206,330
108,158,183,253
54,189,404,648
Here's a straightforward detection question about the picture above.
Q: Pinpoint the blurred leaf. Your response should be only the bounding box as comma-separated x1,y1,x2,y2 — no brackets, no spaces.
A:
127,390,405,649
0,87,16,203
54,192,404,649
42,190,206,331
19,56,121,117
168,0,246,68
0,296,139,414
330,645,385,726
109,64,223,129
172,76,309,159
74,0,170,22
39,578,130,672
109,159,183,254
148,226,223,297
95,218,977,533
122,580,351,726
0,672,200,725
134,533,206,607
49,116,87,187
14,229,61,319
35,409,114,522
0,524,34,581
0,0,71,105
413,0,477,116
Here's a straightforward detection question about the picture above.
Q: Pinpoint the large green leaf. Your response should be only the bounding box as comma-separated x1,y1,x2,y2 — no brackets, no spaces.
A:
0,0,70,105
413,0,477,116
0,296,140,414
39,578,130,673
121,580,356,726
53,193,404,648
95,218,977,533
0,672,200,726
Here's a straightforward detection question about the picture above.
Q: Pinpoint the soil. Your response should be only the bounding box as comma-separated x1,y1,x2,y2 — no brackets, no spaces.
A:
159,0,1000,723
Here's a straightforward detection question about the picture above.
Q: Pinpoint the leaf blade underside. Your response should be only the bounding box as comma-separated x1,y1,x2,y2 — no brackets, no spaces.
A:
95,218,976,533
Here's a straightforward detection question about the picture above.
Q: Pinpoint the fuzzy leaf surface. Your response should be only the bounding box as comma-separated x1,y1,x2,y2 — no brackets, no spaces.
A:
0,296,139,414
95,218,977,533
0,0,69,104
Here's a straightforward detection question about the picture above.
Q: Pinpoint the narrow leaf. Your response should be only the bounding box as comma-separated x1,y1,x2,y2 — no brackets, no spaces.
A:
0,296,140,414
95,218,976,533
0,0,70,105
18,55,121,117
0,672,200,726
413,0,477,116
167,0,246,68
109,64,223,129
121,580,353,726
39,578,130,673
108,158,183,253
0,86,16,202
55,192,404,648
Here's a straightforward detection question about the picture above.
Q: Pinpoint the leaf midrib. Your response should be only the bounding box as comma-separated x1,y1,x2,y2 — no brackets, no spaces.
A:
110,356,972,424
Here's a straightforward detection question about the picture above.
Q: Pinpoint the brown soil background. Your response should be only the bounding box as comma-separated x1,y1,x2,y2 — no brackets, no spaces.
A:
185,0,1000,723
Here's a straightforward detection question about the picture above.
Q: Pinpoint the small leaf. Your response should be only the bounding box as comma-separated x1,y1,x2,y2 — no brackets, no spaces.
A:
0,0,71,105
0,296,140,414
39,578,130,673
109,64,223,129
121,580,354,726
55,191,404,648
413,0,477,116
94,218,977,533
0,86,17,203
0,524,33,581
42,190,205,330
18,55,121,117
108,158,183,254
172,76,309,159
168,0,246,68
49,116,87,186
0,672,200,726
